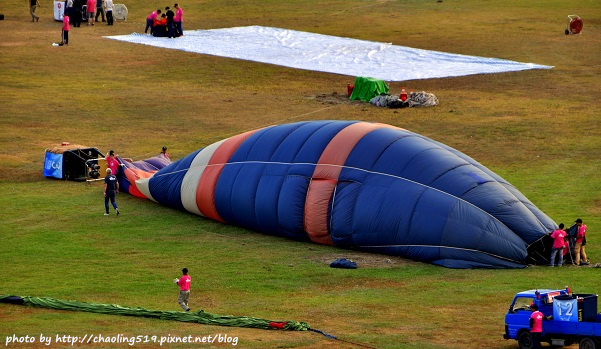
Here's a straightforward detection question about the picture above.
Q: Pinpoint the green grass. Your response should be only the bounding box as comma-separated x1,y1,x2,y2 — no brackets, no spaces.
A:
1,0,601,348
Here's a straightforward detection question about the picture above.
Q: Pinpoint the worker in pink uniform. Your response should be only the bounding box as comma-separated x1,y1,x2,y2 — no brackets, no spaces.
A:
530,304,548,349
105,150,119,175
173,3,184,37
549,223,566,267
145,9,161,34
174,268,191,311
574,218,589,266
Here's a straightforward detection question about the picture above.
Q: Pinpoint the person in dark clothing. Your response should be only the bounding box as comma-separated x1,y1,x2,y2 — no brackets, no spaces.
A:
95,0,105,22
72,0,82,27
165,6,175,38
103,168,120,216
65,0,73,25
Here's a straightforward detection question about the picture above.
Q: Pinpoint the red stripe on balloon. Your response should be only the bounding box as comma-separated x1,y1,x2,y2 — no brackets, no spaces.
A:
195,129,259,222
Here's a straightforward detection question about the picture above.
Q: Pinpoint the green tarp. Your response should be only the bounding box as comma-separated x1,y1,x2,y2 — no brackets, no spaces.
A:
349,76,389,102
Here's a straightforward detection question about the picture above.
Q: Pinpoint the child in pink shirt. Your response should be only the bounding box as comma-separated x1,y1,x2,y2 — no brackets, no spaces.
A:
61,14,70,45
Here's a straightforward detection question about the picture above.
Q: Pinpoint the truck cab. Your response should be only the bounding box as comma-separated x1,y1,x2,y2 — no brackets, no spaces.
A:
505,289,567,348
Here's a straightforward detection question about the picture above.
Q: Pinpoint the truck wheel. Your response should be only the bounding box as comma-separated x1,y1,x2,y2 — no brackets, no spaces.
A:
580,338,597,349
518,331,534,349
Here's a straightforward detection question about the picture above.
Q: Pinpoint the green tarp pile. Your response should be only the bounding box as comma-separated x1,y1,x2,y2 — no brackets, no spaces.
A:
349,76,389,102
0,295,310,331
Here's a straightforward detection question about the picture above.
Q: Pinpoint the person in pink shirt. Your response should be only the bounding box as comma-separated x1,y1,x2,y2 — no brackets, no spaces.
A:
105,150,119,175
549,223,566,267
574,218,589,266
86,0,96,25
529,304,548,349
174,267,191,311
173,3,184,37
61,14,70,45
145,9,161,34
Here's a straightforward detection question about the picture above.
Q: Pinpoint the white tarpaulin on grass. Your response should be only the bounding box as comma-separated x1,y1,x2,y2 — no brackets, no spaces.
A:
105,25,552,81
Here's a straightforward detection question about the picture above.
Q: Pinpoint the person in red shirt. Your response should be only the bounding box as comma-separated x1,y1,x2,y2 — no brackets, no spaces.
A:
549,223,566,266
574,218,589,266
174,268,191,311
86,0,96,25
530,304,548,349
153,14,168,37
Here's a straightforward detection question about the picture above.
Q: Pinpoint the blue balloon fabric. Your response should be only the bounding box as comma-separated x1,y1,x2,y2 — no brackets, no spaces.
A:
135,121,556,268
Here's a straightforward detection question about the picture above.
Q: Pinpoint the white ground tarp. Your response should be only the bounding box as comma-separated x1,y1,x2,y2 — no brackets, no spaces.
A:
105,25,552,81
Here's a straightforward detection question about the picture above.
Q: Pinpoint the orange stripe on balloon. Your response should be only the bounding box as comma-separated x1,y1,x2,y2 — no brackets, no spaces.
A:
304,122,383,245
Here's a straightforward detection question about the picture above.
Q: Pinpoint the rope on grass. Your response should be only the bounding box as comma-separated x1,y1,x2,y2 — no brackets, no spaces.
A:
309,328,378,349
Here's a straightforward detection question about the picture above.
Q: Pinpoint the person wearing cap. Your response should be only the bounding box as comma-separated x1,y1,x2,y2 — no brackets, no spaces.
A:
174,268,191,311
529,304,549,349
549,223,566,267
103,168,120,216
574,218,589,266
173,3,183,37
105,150,119,175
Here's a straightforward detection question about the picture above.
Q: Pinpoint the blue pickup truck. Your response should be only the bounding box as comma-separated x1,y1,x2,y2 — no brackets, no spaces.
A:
504,288,601,349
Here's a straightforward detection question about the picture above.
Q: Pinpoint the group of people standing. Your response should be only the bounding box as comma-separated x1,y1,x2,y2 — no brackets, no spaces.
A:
548,218,589,267
145,4,184,38
30,0,114,26
75,0,114,26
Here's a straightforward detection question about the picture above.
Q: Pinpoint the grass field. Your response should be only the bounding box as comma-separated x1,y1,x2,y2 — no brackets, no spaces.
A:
1,0,600,348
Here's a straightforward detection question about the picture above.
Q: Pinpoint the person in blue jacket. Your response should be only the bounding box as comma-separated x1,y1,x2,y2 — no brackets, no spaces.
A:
103,168,120,216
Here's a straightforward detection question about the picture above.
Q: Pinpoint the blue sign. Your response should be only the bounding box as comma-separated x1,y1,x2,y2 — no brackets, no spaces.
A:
43,152,63,179
553,298,578,322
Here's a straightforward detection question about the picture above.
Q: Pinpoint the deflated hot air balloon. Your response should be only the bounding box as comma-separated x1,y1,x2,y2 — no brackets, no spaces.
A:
128,120,556,268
